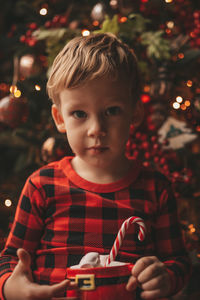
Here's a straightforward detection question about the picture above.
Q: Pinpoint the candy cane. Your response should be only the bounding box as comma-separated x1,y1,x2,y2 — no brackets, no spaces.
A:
105,216,146,266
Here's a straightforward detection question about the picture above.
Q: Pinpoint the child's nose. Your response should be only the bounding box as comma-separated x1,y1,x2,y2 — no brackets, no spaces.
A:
87,116,106,137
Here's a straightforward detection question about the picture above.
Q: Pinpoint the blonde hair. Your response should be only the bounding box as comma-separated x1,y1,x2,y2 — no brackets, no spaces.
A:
47,33,141,105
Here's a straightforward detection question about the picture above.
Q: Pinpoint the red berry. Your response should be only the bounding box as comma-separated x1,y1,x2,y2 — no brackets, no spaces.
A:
141,141,149,149
135,132,141,139
153,143,160,150
26,30,32,37
143,161,150,167
154,156,159,163
59,16,67,25
20,35,26,42
172,171,180,179
141,134,147,141
151,135,157,142
160,157,166,165
52,15,60,24
131,143,137,150
144,152,151,160
162,164,169,171
133,150,139,158
193,11,200,19
28,38,37,47
29,22,37,30
184,176,190,183
45,21,52,28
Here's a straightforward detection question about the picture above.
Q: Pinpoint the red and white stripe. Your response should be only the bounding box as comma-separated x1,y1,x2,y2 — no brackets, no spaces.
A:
105,216,146,266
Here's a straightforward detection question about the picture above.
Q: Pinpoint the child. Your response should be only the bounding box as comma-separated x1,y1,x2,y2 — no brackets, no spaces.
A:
0,33,191,300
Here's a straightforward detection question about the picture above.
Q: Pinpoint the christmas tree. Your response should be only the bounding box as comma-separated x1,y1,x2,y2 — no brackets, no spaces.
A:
0,0,200,297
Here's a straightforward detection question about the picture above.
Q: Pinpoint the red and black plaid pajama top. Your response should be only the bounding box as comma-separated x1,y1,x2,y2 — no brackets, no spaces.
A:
0,156,191,298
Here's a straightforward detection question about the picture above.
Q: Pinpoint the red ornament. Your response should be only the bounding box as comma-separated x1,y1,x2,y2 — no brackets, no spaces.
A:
0,94,28,128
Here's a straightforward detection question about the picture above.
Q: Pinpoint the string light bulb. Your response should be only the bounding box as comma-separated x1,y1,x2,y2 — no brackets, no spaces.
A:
166,21,174,29
14,89,22,98
178,53,184,59
186,80,193,87
35,84,41,91
184,100,191,107
176,96,183,103
82,29,90,36
181,103,186,110
5,199,12,207
173,102,180,109
40,8,48,15
188,224,196,233
10,85,18,94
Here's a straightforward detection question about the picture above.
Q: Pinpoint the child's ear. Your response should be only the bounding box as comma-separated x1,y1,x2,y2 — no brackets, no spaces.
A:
131,100,144,128
51,104,66,133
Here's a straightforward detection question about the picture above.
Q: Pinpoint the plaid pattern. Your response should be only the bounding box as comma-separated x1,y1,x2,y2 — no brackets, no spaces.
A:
0,156,191,297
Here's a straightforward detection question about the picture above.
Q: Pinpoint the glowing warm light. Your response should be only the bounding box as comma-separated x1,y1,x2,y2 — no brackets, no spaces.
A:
165,0,173,3
14,89,22,98
178,53,184,59
143,85,150,93
166,21,174,29
0,83,8,91
5,199,12,207
40,8,48,15
185,100,191,107
93,3,103,14
188,224,196,233
186,80,193,87
165,29,171,35
119,17,127,23
190,32,196,38
141,94,150,103
181,103,186,110
93,20,99,26
35,84,41,91
173,102,180,109
110,0,117,5
20,55,34,68
196,125,200,132
176,96,183,103
82,29,90,36
10,85,18,94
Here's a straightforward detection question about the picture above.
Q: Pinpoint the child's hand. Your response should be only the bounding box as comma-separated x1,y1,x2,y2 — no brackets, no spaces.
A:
4,248,77,300
126,256,171,299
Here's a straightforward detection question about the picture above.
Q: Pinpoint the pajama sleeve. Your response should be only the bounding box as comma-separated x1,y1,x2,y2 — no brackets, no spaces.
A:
0,176,45,300
154,172,191,296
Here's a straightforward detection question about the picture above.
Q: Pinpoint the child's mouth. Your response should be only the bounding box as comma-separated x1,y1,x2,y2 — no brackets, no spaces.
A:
87,146,108,154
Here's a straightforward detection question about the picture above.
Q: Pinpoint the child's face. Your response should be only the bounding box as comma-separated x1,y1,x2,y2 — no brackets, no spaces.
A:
52,77,137,174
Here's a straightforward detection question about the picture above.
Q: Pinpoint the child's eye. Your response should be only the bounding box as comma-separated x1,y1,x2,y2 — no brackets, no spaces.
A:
105,106,121,116
72,110,87,119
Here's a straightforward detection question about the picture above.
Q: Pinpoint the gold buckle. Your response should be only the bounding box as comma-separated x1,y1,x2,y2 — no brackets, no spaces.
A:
75,274,95,290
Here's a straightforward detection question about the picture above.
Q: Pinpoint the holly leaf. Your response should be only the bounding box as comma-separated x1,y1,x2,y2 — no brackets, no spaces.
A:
93,15,120,36
141,30,171,60
33,28,68,40
126,13,151,34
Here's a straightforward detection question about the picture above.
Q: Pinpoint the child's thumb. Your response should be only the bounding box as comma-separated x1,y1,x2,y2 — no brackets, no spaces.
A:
16,248,32,277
